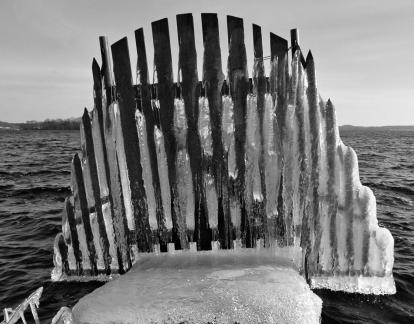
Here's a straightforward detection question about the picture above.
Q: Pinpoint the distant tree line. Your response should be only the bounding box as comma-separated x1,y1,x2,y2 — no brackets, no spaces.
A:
18,117,81,130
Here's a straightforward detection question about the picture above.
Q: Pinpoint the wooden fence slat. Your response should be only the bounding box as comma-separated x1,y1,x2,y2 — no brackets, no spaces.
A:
99,38,131,271
152,19,187,249
135,28,167,250
99,36,115,102
295,61,311,257
56,233,69,275
290,29,306,66
252,24,267,247
270,33,288,62
91,61,111,199
325,99,339,273
111,37,153,253
270,32,289,134
177,13,210,249
64,196,82,274
81,108,111,273
91,62,119,271
71,153,97,275
227,15,251,247
201,13,232,249
270,32,289,245
305,52,322,274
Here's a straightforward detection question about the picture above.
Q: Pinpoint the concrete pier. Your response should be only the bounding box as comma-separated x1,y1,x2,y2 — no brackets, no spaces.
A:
72,249,322,323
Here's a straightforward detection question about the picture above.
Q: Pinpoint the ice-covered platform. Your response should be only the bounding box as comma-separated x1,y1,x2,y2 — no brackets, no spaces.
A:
72,249,322,323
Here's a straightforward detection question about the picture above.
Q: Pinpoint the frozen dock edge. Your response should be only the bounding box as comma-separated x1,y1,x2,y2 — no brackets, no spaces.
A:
71,249,322,324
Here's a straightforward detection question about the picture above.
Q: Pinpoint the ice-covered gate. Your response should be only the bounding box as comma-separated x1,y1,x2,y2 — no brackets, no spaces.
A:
52,13,395,294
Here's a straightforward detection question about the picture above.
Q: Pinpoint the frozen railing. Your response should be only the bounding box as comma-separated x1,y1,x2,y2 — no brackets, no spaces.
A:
52,13,395,294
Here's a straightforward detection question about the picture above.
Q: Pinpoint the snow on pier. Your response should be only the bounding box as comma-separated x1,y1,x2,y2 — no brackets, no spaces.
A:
72,249,322,324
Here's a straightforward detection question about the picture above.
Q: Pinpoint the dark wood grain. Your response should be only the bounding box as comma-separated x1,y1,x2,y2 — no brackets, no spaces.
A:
111,37,153,252
81,108,111,273
135,28,168,250
99,38,131,271
177,14,210,249
202,13,231,249
152,19,187,249
64,196,82,274
72,153,97,275
227,15,250,247
253,24,267,246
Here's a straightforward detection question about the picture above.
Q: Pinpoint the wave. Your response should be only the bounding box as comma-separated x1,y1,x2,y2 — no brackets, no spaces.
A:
4,186,71,198
364,182,414,196
0,170,70,177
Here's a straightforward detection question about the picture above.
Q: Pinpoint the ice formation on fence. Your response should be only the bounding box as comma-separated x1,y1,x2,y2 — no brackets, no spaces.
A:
52,13,395,294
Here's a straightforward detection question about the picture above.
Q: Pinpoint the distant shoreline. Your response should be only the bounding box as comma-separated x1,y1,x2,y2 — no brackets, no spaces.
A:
1,119,413,132
0,118,80,131
339,125,414,131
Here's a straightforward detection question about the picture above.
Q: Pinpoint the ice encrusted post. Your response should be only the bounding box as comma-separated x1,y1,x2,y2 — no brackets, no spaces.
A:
286,32,395,293
309,97,395,293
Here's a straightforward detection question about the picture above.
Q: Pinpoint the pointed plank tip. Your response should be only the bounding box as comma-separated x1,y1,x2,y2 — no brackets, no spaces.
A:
134,27,143,35
151,17,169,29
92,58,100,73
82,108,91,124
73,152,81,164
111,37,128,49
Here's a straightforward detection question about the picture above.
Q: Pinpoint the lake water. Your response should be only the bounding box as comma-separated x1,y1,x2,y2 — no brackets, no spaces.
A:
0,129,413,323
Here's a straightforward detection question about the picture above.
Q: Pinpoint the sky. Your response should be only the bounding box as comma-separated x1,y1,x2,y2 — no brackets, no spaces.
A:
0,0,413,125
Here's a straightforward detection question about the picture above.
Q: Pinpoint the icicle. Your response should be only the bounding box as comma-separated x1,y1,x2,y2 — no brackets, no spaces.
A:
245,94,263,203
222,96,237,179
136,109,158,231
113,103,134,231
153,120,173,231
174,98,195,232
263,94,280,219
198,97,218,231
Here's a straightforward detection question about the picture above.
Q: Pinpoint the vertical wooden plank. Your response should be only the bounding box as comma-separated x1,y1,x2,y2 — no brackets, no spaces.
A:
325,99,339,273
99,38,131,271
290,29,300,59
290,29,306,66
295,61,311,268
177,13,210,249
111,37,153,253
279,51,300,248
56,233,69,275
152,18,187,249
305,51,322,275
270,32,289,137
71,153,97,275
91,62,119,271
99,36,115,103
252,24,267,246
201,13,232,249
270,32,289,246
64,196,81,274
227,15,251,247
135,28,168,250
81,109,111,273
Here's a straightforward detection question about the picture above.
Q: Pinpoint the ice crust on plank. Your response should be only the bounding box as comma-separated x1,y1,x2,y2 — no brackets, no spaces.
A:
72,249,322,324
136,109,158,231
174,98,195,233
311,275,396,295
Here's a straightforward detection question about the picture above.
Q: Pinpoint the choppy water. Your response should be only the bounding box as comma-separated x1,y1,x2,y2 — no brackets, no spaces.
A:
0,129,413,323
